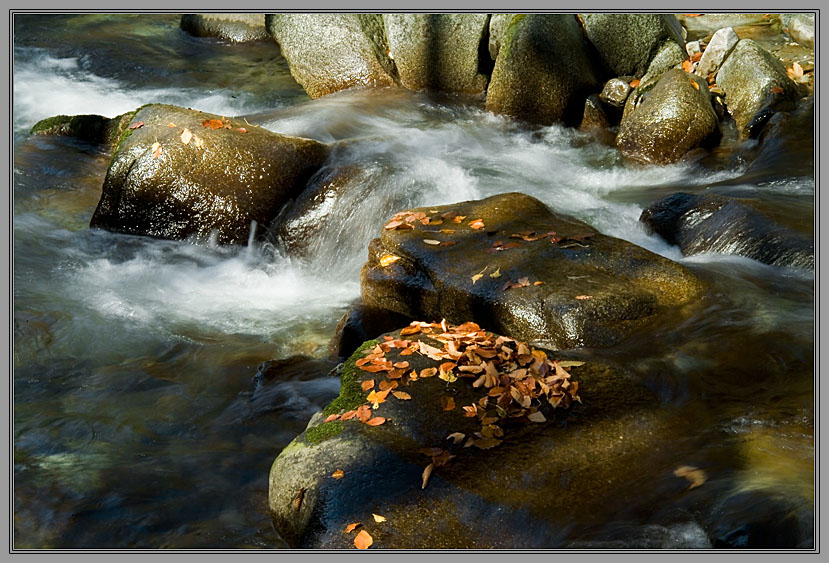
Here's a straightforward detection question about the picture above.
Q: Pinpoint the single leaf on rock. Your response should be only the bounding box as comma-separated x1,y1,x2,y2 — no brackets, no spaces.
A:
378,380,398,392
400,324,421,336
490,267,501,278
180,128,193,144
419,367,437,378
365,416,387,426
236,127,247,133
629,78,641,88
344,523,361,533
527,411,547,423
441,396,456,411
469,219,485,230
151,142,162,159
446,432,465,444
356,405,372,423
324,413,341,423
372,513,387,523
354,529,373,549
575,295,591,300
341,409,358,421
203,118,225,130
674,465,707,490
770,86,784,94
392,391,412,400
423,239,441,245
473,437,502,450
332,469,345,479
379,254,401,267
128,121,144,130
361,380,375,392
422,463,434,489
471,273,484,284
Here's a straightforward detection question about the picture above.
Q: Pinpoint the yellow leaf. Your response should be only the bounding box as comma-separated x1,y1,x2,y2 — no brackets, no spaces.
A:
471,273,483,284
392,391,411,400
332,469,345,479
354,529,373,549
489,267,501,278
372,513,386,523
379,254,400,267
344,522,361,533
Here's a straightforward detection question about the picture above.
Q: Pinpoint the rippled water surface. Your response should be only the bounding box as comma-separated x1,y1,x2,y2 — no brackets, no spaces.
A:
12,14,814,548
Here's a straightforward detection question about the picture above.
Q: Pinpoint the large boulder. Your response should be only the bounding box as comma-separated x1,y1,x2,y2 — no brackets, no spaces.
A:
29,112,133,148
616,69,720,165
266,14,397,99
268,324,704,548
716,39,803,138
640,192,814,270
487,13,512,60
485,15,602,126
180,14,270,42
694,27,739,78
580,14,686,78
360,192,703,350
382,14,490,96
90,104,330,245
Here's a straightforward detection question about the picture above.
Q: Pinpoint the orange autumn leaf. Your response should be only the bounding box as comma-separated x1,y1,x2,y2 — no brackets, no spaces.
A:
344,523,361,533
365,416,386,426
575,295,591,300
691,51,703,63
332,469,345,479
340,409,358,421
128,120,144,130
393,361,409,369
629,78,641,88
354,529,373,549
400,324,421,336
361,380,375,392
453,215,467,223
469,218,485,230
418,367,438,378
324,413,341,423
379,254,400,267
441,396,456,411
237,127,247,133
356,405,372,423
202,118,225,130
392,391,412,400
690,80,700,90
682,59,695,72
770,86,784,94
378,380,398,392
367,389,390,408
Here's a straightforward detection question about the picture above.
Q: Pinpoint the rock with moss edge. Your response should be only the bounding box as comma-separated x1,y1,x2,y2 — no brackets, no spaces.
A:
29,112,133,148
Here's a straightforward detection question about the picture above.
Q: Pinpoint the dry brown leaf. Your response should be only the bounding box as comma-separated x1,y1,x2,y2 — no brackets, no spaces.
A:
419,367,437,378
441,396,456,411
392,391,412,400
344,523,361,533
674,465,707,490
422,463,434,489
372,513,386,523
365,416,386,426
354,529,373,549
180,128,192,144
128,121,144,130
770,86,784,94
361,380,375,392
294,487,305,511
332,469,345,479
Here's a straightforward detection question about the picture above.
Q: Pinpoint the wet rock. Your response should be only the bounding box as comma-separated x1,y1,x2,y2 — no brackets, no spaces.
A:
707,490,814,548
383,14,489,96
599,78,632,109
716,39,804,138
677,14,781,43
180,14,269,43
694,27,738,78
686,41,701,58
328,303,413,359
266,14,397,99
579,94,615,144
580,14,686,78
488,13,512,60
90,104,330,245
29,113,133,148
485,15,602,126
268,327,697,548
622,39,687,118
617,69,720,165
640,192,814,270
783,13,815,49
741,95,814,181
360,192,703,349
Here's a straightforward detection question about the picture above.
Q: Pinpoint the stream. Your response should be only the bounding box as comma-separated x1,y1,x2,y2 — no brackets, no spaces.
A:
12,14,814,548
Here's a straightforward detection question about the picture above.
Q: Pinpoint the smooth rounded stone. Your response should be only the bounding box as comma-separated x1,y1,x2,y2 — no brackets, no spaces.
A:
327,302,413,359
360,192,703,350
783,13,815,49
677,14,782,42
266,14,396,99
580,13,686,78
485,15,602,126
29,113,132,148
716,39,804,138
694,27,738,78
180,14,269,42
488,13,512,60
600,77,632,108
90,104,330,245
622,39,687,118
616,69,720,165
640,192,814,270
686,40,701,57
268,328,701,548
382,14,489,96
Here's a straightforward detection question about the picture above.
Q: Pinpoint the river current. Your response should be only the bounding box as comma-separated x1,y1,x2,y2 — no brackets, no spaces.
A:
12,14,815,548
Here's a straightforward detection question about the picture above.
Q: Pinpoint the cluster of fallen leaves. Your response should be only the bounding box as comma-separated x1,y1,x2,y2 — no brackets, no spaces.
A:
343,514,387,549
126,116,250,160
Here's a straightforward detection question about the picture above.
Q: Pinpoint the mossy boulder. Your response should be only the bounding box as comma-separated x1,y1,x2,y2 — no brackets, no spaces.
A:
485,14,602,126
640,192,814,270
266,14,397,99
29,112,133,148
360,192,703,350
180,14,269,42
616,69,720,165
716,39,804,138
268,325,725,548
90,104,329,245
328,303,413,359
580,14,686,78
382,14,490,96
487,13,513,60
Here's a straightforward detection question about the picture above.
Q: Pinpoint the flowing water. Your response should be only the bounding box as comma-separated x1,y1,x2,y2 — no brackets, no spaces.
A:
12,14,815,549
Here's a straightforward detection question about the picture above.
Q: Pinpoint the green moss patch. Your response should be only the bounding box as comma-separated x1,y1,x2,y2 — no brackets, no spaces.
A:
322,339,378,416
305,420,344,445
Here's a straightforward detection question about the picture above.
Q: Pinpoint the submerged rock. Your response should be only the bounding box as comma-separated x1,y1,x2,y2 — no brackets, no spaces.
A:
268,326,694,548
383,14,490,96
266,14,397,99
580,13,686,78
90,104,329,245
360,192,703,349
29,113,133,148
617,69,720,165
716,39,804,138
180,14,270,42
485,14,602,126
640,192,814,270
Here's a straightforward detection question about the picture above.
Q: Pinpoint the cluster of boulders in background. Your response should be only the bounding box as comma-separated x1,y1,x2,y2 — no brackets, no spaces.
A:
180,12,813,165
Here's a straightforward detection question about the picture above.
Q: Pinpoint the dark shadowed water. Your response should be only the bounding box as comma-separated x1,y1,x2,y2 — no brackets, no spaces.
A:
12,14,814,548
